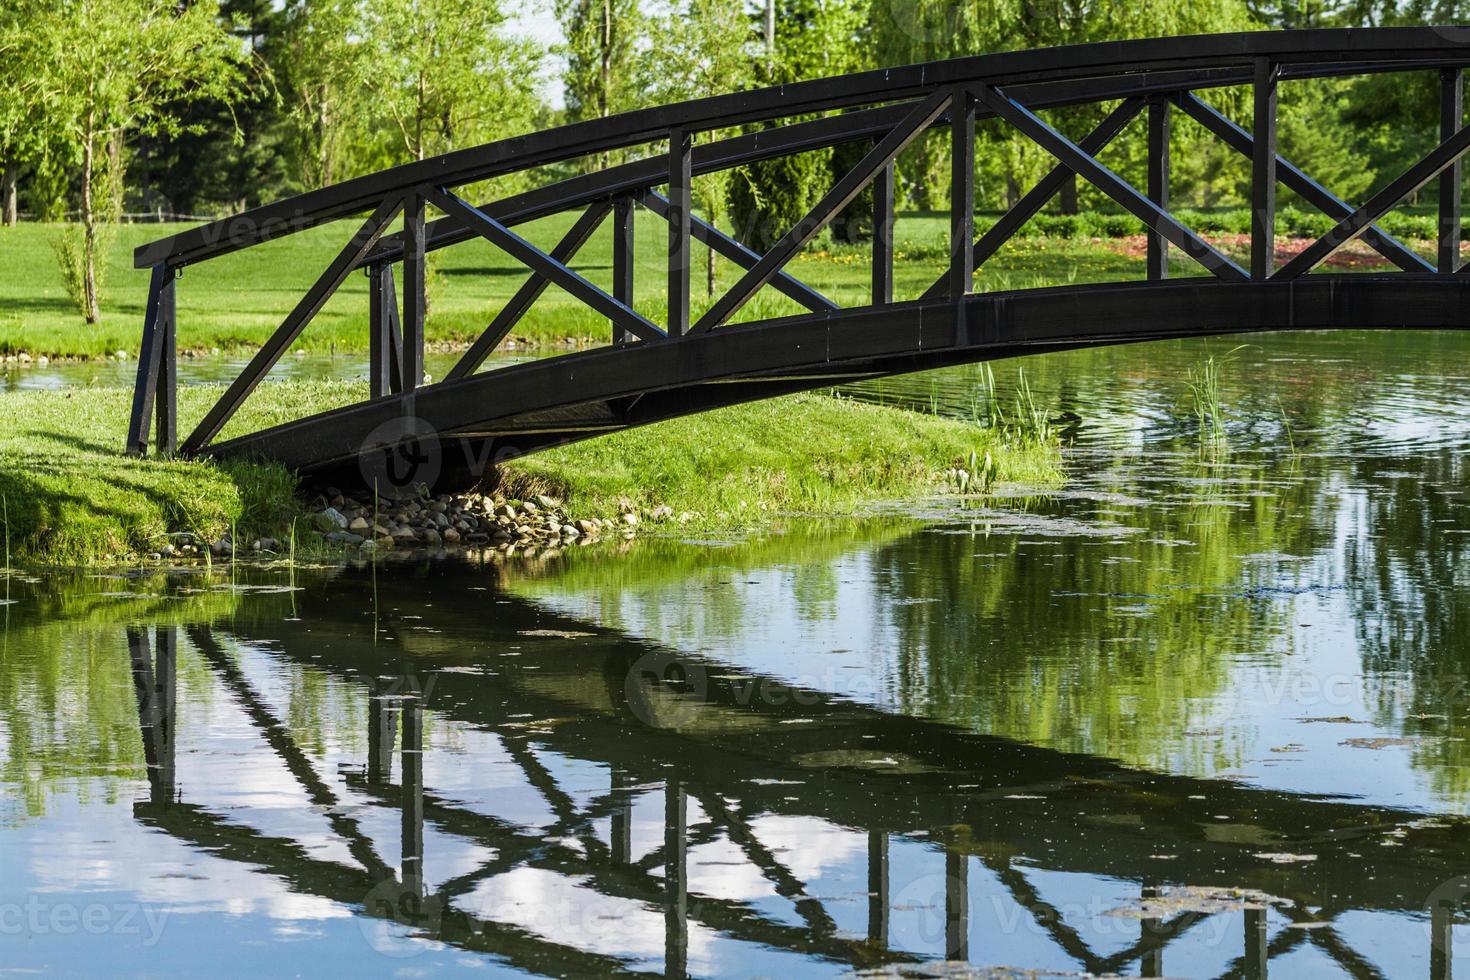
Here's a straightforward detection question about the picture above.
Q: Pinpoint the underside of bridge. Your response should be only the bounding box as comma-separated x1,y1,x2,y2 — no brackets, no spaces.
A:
124,28,1470,490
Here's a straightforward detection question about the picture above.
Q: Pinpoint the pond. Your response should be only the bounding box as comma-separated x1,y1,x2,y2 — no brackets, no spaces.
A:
1,329,1468,977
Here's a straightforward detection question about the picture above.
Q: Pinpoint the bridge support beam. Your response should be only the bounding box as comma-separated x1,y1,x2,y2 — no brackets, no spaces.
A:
1173,92,1432,273
664,777,688,978
1252,58,1279,280
873,161,894,305
369,263,403,399
945,849,968,961
402,192,427,392
1148,97,1171,281
128,626,177,805
401,690,424,900
867,830,889,944
1442,67,1463,274
1431,898,1454,980
614,196,636,344
1244,906,1268,979
949,86,976,300
126,263,176,457
444,203,613,381
668,128,693,338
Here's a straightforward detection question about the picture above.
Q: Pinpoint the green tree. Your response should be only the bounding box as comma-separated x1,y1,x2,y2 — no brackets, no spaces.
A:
643,0,754,293
136,0,287,215
557,0,646,124
31,0,248,322
362,0,544,167
278,0,370,191
0,0,52,227
731,0,870,253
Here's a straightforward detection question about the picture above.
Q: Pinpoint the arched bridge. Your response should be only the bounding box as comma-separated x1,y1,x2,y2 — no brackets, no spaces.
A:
128,27,1470,485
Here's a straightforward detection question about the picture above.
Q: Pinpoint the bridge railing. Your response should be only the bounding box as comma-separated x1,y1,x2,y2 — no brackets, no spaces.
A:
126,28,1470,460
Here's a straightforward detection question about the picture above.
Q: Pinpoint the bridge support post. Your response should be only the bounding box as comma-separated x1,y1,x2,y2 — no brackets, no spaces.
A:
1431,897,1453,980
611,768,633,863
1147,97,1171,280
401,691,424,900
867,830,889,944
614,196,636,344
127,626,177,805
402,192,427,391
369,263,403,398
1441,67,1463,274
1140,884,1163,976
945,848,969,961
1244,906,1268,979
664,777,688,978
949,87,976,300
1252,58,1279,280
873,161,894,304
126,263,176,457
668,128,693,338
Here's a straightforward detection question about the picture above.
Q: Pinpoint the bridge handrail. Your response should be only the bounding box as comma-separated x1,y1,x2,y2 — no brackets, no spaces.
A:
133,27,1470,271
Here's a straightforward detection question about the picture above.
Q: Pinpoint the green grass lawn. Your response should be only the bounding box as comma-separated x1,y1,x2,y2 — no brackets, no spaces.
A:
0,381,1060,565
0,211,1150,360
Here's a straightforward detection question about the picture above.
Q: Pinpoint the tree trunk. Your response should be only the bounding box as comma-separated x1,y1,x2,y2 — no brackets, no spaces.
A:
2,163,16,227
706,237,716,297
1059,174,1078,215
81,117,100,324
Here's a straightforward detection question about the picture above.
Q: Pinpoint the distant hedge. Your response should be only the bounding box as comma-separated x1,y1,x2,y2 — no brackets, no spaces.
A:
969,207,1456,241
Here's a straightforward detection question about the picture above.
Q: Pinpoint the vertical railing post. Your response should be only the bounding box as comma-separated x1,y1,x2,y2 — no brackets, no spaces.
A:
664,777,688,978
867,830,889,945
1252,58,1278,281
1441,67,1463,274
156,272,177,456
1431,897,1453,980
949,87,976,300
367,682,398,784
401,690,424,901
614,195,636,344
1244,906,1268,980
945,848,969,961
873,159,895,305
611,768,633,863
153,626,176,804
369,263,404,398
127,263,176,456
1140,883,1163,977
668,129,693,338
402,192,427,391
1147,96,1171,281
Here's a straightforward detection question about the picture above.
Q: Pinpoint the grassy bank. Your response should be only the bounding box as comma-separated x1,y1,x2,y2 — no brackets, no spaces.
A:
0,382,1060,565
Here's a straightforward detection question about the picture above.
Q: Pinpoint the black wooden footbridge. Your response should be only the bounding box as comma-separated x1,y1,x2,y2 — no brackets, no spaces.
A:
128,27,1470,486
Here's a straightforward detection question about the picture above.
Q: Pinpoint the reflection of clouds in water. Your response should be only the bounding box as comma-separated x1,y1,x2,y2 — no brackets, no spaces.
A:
463,867,717,968
746,814,864,884
21,793,348,924
687,835,777,902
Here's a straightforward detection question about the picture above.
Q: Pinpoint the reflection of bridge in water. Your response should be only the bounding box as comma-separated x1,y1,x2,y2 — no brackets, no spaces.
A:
125,570,1465,977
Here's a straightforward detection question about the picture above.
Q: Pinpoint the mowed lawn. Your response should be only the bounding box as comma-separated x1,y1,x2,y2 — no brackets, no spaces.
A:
0,208,1150,359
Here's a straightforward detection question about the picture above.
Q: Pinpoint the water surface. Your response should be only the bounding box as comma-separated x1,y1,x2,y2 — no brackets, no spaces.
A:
2,329,1469,977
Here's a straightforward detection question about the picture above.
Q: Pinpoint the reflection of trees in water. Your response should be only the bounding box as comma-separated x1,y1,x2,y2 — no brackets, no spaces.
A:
873,456,1326,775
1337,447,1470,799
508,520,915,646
